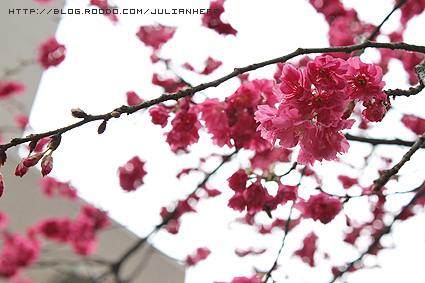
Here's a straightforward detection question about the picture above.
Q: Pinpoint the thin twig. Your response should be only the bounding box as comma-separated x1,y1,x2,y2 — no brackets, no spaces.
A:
372,132,425,192
262,202,295,283
109,150,237,281
330,180,425,282
345,133,424,148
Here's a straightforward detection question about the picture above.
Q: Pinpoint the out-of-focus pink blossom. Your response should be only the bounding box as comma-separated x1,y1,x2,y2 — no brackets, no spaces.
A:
401,114,425,135
202,0,237,36
0,81,26,99
293,232,318,267
126,91,144,106
185,247,211,266
37,36,66,69
136,24,176,50
118,156,147,192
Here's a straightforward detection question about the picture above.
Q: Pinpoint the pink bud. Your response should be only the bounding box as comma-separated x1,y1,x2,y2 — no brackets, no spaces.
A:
15,159,29,177
0,173,4,197
41,156,53,177
23,152,45,167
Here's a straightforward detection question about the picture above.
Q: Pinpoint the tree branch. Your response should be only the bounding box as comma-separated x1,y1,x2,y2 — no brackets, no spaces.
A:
109,150,237,282
345,133,425,148
372,132,425,192
1,41,425,153
330,180,425,282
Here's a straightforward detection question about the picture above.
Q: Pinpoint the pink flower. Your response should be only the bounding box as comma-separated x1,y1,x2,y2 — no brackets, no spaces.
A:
89,0,118,23
234,247,266,257
41,155,53,177
227,169,248,192
0,233,39,278
202,0,237,36
118,156,147,192
126,91,144,106
36,218,73,242
23,152,44,167
297,193,343,224
0,173,4,198
15,159,29,178
307,55,348,90
165,109,201,152
230,275,261,283
200,57,222,75
185,247,211,266
0,209,8,229
293,232,318,267
14,114,29,129
0,81,26,99
401,114,425,135
136,24,176,50
274,64,312,102
149,105,170,128
345,57,385,101
152,73,188,93
242,181,273,214
39,177,78,201
338,175,358,189
361,92,389,123
37,36,66,69
249,147,292,170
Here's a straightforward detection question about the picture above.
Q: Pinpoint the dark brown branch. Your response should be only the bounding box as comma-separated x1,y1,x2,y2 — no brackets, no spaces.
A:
367,0,407,42
109,150,237,282
330,180,425,282
372,132,425,191
1,41,425,153
384,84,424,97
345,133,425,148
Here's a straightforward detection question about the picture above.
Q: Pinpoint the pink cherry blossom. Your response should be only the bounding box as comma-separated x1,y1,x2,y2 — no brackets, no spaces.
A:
136,24,176,50
229,275,261,283
0,174,4,198
307,55,348,90
200,57,223,75
297,192,343,224
39,177,78,201
185,247,211,266
37,36,66,69
126,91,144,106
118,156,147,192
41,155,53,177
345,56,385,101
401,114,425,135
293,232,318,267
202,0,237,36
0,81,26,99
149,105,170,128
0,233,39,278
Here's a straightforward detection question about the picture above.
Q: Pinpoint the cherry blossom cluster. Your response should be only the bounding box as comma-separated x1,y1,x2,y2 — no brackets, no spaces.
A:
255,55,387,165
31,205,110,256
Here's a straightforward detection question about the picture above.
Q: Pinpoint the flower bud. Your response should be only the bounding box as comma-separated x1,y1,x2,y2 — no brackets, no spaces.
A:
98,120,107,134
0,151,6,166
111,111,121,118
15,159,29,177
48,135,62,151
41,155,53,177
23,152,44,167
71,108,88,118
0,173,4,197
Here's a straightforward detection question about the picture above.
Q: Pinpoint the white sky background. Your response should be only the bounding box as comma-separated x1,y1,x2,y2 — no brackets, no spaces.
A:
28,0,425,282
